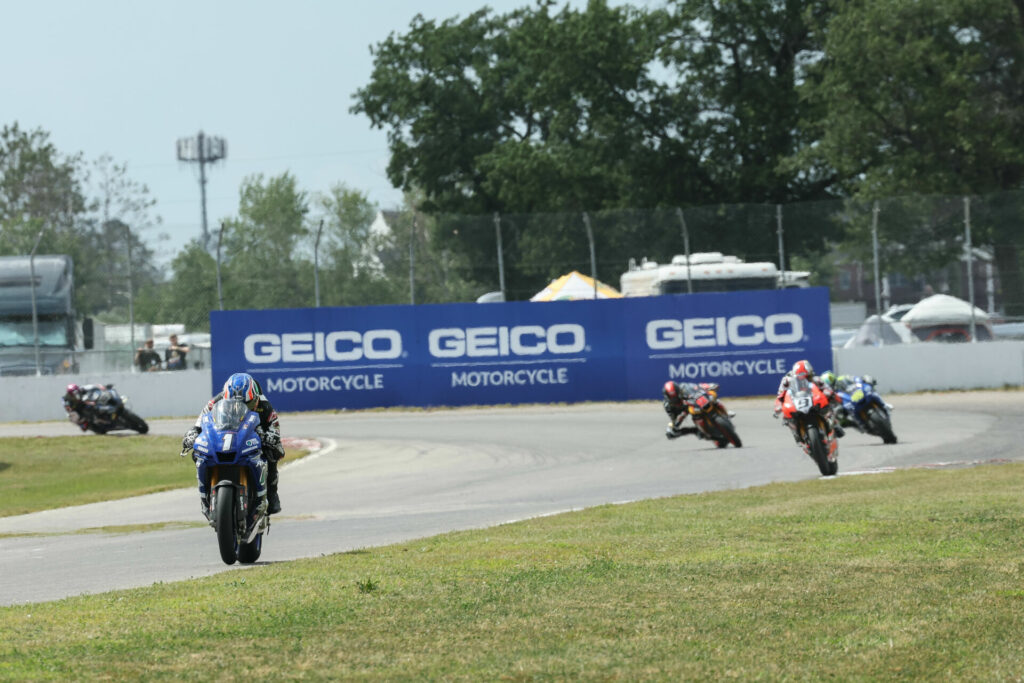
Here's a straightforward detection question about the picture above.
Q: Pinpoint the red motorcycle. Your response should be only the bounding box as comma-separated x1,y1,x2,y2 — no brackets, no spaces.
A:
779,377,838,476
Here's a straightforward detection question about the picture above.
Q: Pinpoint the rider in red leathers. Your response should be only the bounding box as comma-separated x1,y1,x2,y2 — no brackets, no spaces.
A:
772,360,845,438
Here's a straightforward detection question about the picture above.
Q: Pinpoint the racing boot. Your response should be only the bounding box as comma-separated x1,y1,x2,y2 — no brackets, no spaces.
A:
267,459,282,515
833,423,846,438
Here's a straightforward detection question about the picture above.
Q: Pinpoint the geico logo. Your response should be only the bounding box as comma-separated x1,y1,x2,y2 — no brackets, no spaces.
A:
244,330,402,363
646,314,803,349
429,324,586,358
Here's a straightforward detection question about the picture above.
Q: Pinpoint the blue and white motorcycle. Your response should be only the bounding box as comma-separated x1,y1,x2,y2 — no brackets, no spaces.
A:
186,397,270,565
835,375,897,445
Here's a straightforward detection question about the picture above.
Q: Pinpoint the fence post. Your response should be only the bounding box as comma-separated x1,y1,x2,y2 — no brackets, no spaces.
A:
216,222,225,311
314,219,324,307
582,212,598,298
676,208,693,293
125,223,135,367
493,212,506,300
964,196,977,342
872,201,883,344
29,228,44,376
776,204,785,288
409,215,416,305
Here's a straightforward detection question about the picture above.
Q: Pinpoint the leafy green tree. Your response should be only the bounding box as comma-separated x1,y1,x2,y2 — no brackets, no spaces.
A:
352,1,839,296
144,241,220,331
796,0,1024,312
313,183,394,306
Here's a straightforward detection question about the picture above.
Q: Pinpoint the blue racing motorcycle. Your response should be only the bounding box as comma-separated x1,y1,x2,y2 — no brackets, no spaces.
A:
835,375,897,445
186,397,270,565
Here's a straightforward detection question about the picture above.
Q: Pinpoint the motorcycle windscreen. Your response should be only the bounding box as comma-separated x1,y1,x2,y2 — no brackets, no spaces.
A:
790,377,815,411
212,397,249,431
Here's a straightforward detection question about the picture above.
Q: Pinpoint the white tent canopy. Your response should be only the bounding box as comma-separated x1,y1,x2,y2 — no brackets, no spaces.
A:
901,294,989,325
531,271,622,301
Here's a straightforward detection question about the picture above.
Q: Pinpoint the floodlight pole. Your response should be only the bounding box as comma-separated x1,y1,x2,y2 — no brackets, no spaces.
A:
177,131,227,251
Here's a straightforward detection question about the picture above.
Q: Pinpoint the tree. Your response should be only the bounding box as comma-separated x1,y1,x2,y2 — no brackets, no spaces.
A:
220,173,313,309
313,183,392,306
352,0,840,296
796,0,1024,312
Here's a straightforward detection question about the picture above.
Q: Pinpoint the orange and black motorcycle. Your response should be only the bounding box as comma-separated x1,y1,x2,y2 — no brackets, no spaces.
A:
676,383,742,448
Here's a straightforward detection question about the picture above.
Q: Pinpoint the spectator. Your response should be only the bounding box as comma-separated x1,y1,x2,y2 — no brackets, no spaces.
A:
165,334,190,370
135,338,162,372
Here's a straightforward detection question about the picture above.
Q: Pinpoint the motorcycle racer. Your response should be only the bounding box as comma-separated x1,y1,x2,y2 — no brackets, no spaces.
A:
62,383,114,432
773,360,845,438
182,373,285,515
663,380,733,440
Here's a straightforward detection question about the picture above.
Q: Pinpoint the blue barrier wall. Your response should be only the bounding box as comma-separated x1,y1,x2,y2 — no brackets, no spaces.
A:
210,288,831,412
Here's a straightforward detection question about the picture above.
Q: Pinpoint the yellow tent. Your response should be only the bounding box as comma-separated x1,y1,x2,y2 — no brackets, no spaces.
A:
530,271,623,301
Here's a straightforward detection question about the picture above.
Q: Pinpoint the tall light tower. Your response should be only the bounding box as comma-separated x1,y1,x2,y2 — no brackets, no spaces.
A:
176,131,227,251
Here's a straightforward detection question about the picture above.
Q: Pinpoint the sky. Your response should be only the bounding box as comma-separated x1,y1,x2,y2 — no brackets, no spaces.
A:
3,0,599,264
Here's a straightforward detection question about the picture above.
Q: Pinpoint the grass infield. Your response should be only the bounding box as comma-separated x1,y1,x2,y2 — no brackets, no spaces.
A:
0,436,309,518
2,459,1024,679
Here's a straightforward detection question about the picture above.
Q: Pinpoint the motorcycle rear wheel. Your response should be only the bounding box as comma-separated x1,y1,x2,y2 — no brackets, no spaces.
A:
238,534,263,564
214,487,239,565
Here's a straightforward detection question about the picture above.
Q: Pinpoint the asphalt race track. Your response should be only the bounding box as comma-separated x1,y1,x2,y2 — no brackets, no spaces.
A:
1,391,1021,606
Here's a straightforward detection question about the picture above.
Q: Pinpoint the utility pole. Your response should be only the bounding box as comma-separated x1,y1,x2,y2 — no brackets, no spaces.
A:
176,131,227,251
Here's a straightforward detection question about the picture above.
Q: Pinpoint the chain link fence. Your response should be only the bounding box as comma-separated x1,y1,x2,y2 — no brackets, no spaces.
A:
31,190,1024,375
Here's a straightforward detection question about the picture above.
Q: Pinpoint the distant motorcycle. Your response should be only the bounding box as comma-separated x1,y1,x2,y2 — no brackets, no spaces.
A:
66,386,148,435
779,377,838,476
836,376,897,444
683,384,742,448
186,397,270,565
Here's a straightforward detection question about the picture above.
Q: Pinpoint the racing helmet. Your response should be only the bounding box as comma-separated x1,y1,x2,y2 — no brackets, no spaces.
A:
792,360,814,380
64,383,81,402
663,380,682,405
862,374,877,387
223,372,259,409
820,370,836,388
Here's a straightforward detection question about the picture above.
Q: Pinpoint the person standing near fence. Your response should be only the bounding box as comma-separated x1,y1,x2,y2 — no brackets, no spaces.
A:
165,334,190,370
134,338,162,372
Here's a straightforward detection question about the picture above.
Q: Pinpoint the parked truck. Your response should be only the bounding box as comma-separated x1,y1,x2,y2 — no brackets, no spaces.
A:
0,254,87,376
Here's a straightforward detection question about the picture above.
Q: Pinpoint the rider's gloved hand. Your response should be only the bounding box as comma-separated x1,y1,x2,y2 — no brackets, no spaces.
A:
181,426,200,453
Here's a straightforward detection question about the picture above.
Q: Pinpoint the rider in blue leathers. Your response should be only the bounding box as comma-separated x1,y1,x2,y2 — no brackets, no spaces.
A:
182,373,285,514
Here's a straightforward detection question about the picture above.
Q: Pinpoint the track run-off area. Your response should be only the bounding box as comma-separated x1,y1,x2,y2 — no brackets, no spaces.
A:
0,390,1020,606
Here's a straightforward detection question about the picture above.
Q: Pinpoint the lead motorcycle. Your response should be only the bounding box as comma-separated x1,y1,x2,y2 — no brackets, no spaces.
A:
778,377,839,476
184,397,270,565
684,384,742,448
835,376,897,444
65,385,148,434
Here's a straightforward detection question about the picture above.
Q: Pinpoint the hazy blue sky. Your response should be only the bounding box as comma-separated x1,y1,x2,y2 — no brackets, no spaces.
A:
4,0,599,262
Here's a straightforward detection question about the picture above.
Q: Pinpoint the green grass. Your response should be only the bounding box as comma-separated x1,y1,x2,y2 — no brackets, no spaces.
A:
0,436,309,518
3,464,1024,679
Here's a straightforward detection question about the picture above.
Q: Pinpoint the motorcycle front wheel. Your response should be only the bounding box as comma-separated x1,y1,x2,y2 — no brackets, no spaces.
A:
120,410,149,434
805,423,834,476
867,407,897,444
710,413,742,448
213,487,239,565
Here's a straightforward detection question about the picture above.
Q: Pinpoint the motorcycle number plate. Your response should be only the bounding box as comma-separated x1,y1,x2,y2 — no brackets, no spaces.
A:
795,396,813,411
851,390,865,402
695,395,709,408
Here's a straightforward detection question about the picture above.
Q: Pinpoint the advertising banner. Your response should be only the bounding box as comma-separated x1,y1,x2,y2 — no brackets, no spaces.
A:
211,288,830,412
623,287,832,400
